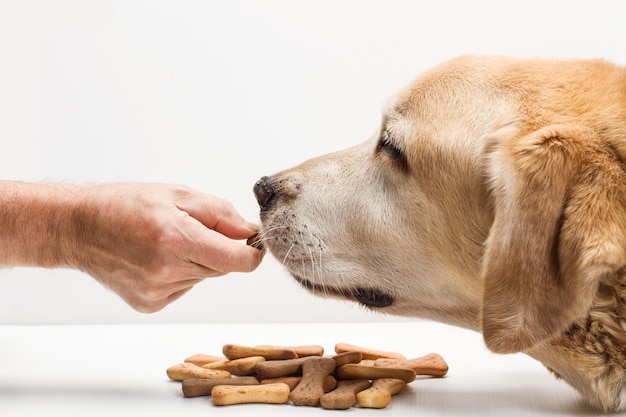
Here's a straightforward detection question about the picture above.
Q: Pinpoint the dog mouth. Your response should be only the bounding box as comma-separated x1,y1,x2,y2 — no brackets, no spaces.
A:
292,274,394,308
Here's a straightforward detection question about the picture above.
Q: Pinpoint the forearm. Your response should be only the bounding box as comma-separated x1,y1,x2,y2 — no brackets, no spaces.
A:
0,181,79,268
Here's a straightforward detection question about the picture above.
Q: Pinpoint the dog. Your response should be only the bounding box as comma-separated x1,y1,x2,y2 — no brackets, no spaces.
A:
253,55,626,412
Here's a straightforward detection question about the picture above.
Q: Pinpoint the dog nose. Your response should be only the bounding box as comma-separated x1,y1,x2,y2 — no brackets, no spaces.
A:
253,176,275,209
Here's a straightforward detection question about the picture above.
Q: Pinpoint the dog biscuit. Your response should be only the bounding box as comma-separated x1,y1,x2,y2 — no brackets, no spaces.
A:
289,357,336,406
166,362,231,381
182,377,259,397
223,344,298,360
203,356,265,376
320,379,371,410
337,363,416,383
261,375,337,392
212,383,290,406
256,344,324,358
254,357,308,379
374,353,449,377
356,378,407,409
335,343,406,360
184,354,226,366
332,351,362,368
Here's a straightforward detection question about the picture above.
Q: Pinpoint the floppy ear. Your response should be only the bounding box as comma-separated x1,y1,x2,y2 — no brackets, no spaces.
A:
482,123,626,353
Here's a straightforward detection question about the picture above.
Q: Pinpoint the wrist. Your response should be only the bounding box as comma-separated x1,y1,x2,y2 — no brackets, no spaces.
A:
0,181,83,268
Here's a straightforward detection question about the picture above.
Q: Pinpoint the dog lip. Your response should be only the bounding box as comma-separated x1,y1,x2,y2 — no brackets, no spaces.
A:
350,287,394,308
292,274,394,308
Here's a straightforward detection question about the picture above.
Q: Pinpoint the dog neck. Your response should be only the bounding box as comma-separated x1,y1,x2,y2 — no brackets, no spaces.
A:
526,270,626,412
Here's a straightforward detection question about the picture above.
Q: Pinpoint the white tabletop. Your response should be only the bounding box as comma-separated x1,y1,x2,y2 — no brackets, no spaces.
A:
0,322,603,416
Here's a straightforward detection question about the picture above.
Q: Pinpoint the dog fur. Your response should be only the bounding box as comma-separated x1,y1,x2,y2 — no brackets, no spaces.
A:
253,55,626,412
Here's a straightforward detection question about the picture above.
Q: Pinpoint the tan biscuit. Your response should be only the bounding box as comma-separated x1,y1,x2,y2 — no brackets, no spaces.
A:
182,377,259,397
319,379,371,410
323,375,338,393
260,375,337,392
203,356,265,376
260,376,302,391
289,357,336,406
212,383,290,406
254,357,307,379
166,362,231,381
184,354,226,366
374,353,449,377
223,344,298,360
332,351,362,368
256,344,324,358
335,343,406,360
356,378,407,409
337,364,415,383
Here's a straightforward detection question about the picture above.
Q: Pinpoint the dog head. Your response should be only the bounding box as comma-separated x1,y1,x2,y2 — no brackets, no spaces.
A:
254,55,626,354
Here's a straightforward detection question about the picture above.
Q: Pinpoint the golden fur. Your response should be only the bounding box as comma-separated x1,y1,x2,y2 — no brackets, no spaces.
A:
253,55,626,411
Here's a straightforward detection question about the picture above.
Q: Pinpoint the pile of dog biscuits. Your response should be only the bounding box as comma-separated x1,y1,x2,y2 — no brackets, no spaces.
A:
166,342,448,409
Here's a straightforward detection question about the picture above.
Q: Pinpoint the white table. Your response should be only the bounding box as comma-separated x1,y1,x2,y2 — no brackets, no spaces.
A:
0,322,601,416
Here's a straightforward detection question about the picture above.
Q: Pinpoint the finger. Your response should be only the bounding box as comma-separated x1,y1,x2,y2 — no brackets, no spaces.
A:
176,193,258,239
185,225,264,273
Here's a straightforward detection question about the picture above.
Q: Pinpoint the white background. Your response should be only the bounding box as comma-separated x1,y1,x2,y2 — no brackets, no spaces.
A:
0,0,625,324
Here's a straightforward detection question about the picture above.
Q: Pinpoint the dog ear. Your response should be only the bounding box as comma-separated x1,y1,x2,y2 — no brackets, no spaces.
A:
481,123,626,353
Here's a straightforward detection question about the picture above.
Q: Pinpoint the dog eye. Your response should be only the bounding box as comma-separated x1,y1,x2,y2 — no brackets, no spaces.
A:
377,131,409,173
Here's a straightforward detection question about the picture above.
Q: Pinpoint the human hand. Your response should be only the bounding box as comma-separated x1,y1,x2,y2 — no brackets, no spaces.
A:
66,183,263,312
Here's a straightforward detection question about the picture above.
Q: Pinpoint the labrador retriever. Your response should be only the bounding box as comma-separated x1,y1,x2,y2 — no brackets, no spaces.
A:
253,55,626,412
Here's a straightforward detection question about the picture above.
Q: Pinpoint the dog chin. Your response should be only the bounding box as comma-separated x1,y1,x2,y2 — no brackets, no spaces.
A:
291,274,394,308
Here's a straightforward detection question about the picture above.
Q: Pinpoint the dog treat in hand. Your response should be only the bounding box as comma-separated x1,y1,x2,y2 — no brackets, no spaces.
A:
166,362,231,381
212,383,291,406
246,233,265,251
335,343,406,360
356,378,407,409
374,353,449,377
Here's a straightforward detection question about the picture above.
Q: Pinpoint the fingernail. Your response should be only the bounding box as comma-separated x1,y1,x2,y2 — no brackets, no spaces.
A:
244,221,260,234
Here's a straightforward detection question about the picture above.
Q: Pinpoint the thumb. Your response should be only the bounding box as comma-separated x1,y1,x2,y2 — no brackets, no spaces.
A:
176,193,258,239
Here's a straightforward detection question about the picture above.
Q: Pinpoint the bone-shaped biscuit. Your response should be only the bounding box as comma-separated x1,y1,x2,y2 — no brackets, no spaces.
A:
335,343,406,360
356,378,407,409
254,357,308,379
332,351,363,367
202,356,265,376
223,344,298,360
166,362,231,381
212,383,290,406
289,357,336,406
320,379,371,410
337,363,415,383
256,344,324,357
184,354,226,366
374,353,449,377
260,375,337,392
182,376,259,397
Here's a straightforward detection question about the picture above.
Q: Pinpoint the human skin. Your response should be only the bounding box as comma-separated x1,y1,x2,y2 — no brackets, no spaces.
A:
0,181,263,312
